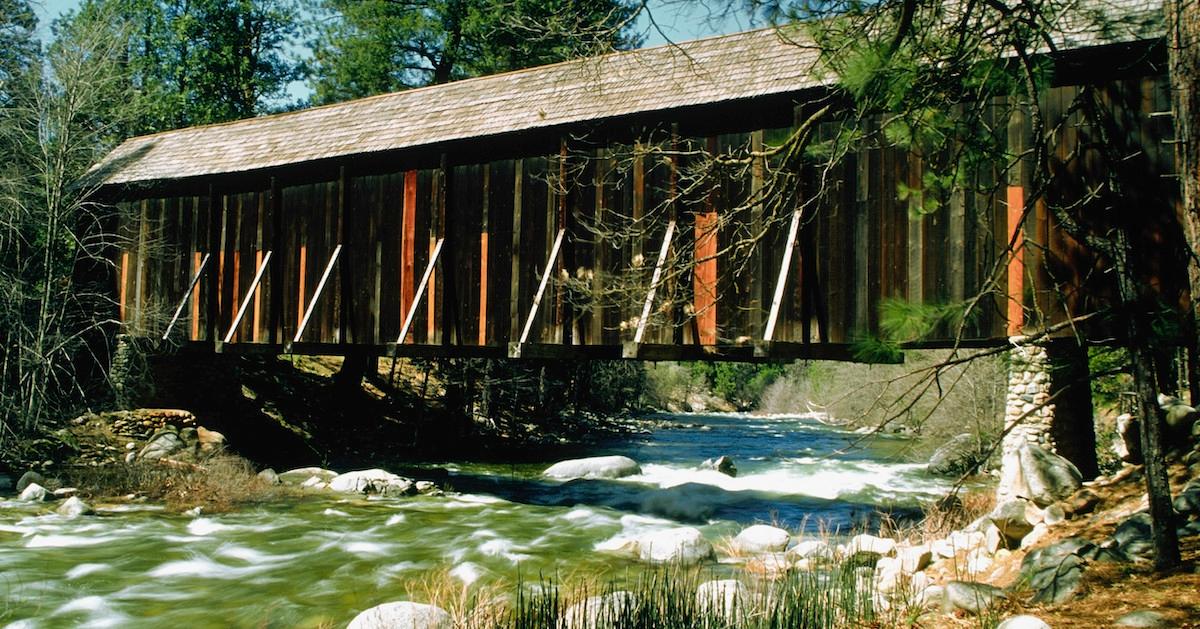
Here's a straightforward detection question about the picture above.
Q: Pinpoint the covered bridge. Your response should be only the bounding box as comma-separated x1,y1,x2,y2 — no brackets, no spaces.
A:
90,3,1183,363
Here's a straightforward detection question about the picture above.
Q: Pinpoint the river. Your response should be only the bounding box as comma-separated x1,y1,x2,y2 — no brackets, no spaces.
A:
0,412,952,628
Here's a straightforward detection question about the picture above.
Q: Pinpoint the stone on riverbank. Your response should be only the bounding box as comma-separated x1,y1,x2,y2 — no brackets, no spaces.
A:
733,524,790,553
347,602,452,629
562,591,636,629
1019,537,1092,604
257,469,280,485
997,615,1051,629
138,429,186,461
989,499,1035,548
278,467,337,484
543,456,641,480
696,580,748,619
945,580,1005,615
1115,609,1173,628
844,534,896,557
636,527,714,565
57,496,94,517
329,469,416,496
999,443,1082,507
18,483,46,502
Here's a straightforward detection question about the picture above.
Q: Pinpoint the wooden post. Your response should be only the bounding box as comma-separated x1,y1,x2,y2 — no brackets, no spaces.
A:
336,165,349,344
1007,107,1028,336
269,177,283,343
479,164,490,346
509,160,524,343
695,140,719,345
207,185,221,343
400,170,418,341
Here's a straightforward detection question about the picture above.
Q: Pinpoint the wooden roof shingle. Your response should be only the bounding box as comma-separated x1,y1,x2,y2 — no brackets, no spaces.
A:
91,0,1163,187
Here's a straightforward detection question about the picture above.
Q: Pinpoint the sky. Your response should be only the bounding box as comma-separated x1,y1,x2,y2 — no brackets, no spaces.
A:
28,0,754,102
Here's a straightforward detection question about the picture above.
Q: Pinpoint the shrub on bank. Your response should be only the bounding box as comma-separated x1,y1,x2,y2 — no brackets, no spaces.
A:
63,454,290,513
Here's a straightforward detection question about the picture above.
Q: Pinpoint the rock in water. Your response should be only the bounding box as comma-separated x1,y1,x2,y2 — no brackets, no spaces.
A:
347,602,452,629
996,615,1052,629
16,471,44,493
138,430,185,461
329,469,415,496
1019,537,1093,604
701,455,737,477
277,467,337,484
944,581,1005,615
562,591,636,629
18,482,46,502
57,496,94,517
733,524,790,553
636,527,714,565
999,443,1082,507
543,456,641,480
927,433,982,476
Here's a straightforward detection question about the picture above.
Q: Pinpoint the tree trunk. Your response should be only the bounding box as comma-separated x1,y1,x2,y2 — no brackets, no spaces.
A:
334,351,371,390
1168,0,1200,403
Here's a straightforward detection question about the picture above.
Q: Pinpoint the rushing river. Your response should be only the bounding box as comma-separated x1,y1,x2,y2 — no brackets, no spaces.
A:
0,413,952,628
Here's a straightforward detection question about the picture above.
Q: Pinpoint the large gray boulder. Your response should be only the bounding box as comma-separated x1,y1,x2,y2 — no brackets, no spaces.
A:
347,602,452,629
945,581,1005,615
562,591,636,629
732,524,790,553
329,469,415,496
1018,537,1093,604
1160,394,1199,450
138,429,186,461
277,467,338,485
635,527,714,565
1111,513,1157,560
927,434,983,476
16,471,44,493
543,456,641,480
999,443,1082,507
1174,478,1200,517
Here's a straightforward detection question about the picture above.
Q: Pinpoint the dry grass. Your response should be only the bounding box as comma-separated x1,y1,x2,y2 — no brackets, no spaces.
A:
63,454,293,513
917,488,997,541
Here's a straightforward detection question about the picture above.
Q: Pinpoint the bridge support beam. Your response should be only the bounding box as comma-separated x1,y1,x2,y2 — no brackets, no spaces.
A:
1000,337,1098,491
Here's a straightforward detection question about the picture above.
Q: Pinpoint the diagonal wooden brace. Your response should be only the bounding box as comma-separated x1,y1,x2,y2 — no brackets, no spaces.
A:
223,250,273,344
162,253,211,341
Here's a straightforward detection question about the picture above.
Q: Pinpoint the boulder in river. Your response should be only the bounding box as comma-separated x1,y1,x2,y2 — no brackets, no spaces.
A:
257,469,281,485
733,524,790,554
543,456,641,480
16,471,44,493
329,469,416,496
700,455,737,477
927,433,983,476
57,496,94,517
278,467,338,484
636,527,714,565
347,601,452,629
562,591,636,629
998,443,1082,507
19,483,47,502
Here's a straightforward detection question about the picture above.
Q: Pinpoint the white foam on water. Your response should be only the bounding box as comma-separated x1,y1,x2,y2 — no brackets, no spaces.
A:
147,557,268,580
450,561,484,586
186,517,230,536
469,528,498,540
444,494,507,507
323,508,351,517
51,595,128,628
66,563,110,579
560,507,617,527
26,534,114,548
476,538,530,563
625,458,945,501
0,523,34,535
384,514,407,526
342,541,392,557
216,544,296,565
3,619,37,629
162,534,210,543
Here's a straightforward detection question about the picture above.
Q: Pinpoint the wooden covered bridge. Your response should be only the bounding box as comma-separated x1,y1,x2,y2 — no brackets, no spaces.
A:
91,6,1183,363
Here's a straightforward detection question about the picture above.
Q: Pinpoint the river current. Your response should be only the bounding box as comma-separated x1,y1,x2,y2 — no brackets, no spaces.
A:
0,412,952,628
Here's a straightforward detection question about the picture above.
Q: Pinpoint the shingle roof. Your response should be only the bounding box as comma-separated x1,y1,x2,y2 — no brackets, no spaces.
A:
91,0,1164,187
